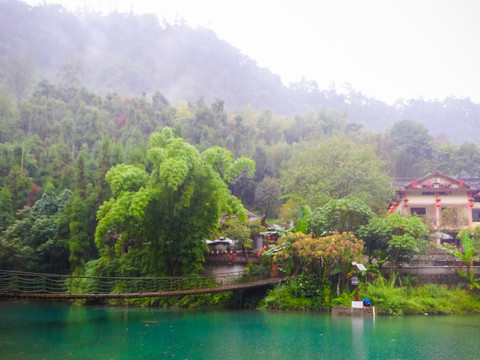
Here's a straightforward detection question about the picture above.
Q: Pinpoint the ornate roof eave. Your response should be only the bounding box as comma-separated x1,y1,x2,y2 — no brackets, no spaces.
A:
406,171,463,188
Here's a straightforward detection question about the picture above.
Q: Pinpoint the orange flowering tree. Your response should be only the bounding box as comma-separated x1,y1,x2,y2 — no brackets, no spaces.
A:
267,232,364,298
294,232,364,297
292,232,363,273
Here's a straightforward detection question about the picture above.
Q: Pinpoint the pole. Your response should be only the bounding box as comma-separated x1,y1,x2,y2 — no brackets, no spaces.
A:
355,267,359,301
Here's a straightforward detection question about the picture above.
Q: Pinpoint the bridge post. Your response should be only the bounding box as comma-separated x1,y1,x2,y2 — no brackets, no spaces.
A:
270,263,279,277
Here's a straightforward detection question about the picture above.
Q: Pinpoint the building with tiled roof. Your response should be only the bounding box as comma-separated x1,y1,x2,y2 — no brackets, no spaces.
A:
391,171,480,229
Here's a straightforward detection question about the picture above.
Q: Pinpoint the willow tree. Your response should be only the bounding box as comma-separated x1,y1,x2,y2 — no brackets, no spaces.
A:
94,128,254,276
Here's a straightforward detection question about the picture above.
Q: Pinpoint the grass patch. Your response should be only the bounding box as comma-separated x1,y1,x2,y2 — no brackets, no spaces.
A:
360,278,480,315
260,274,480,315
260,274,330,311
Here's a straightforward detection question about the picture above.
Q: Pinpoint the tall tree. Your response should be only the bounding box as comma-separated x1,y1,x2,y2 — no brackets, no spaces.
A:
358,214,429,273
94,128,254,276
254,176,282,219
0,188,72,273
0,187,14,233
309,196,374,236
280,137,393,213
0,92,19,143
68,148,96,273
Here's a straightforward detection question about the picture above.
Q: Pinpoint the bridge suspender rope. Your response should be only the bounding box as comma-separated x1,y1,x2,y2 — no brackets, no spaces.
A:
0,270,281,299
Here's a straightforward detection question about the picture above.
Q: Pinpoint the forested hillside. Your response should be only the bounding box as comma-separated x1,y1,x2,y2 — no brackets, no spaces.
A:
1,79,479,275
1,0,480,278
1,0,479,145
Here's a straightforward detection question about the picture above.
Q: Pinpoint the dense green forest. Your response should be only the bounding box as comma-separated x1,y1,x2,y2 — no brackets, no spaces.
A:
1,1,480,281
1,79,479,277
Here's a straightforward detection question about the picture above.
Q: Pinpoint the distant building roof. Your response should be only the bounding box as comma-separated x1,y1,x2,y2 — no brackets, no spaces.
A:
391,171,480,191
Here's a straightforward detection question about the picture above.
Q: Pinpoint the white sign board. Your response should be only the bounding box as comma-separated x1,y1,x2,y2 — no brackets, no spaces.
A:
352,301,363,308
355,263,367,271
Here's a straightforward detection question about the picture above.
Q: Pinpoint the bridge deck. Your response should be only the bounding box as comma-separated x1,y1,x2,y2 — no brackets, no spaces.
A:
1,278,281,299
0,270,282,299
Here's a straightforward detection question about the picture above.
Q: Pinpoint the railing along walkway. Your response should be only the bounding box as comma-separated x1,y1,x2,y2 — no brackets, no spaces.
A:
0,270,281,299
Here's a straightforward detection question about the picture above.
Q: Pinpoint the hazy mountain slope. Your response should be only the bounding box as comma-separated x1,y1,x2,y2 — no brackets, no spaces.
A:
0,0,479,145
0,1,294,113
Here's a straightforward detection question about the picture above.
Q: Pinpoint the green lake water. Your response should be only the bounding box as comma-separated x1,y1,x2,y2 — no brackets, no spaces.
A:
1,301,479,359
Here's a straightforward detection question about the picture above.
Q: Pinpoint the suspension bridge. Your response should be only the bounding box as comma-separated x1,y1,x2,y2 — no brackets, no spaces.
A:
0,269,282,300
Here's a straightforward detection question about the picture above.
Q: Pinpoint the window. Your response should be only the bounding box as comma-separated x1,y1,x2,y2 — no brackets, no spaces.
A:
473,209,480,222
422,192,434,195
411,208,426,216
439,191,451,196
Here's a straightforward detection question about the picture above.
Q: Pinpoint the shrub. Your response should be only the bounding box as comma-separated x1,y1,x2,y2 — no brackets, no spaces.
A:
360,278,480,315
289,273,322,298
260,274,330,311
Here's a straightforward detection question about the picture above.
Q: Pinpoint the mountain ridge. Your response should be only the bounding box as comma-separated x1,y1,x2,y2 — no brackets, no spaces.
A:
1,0,479,145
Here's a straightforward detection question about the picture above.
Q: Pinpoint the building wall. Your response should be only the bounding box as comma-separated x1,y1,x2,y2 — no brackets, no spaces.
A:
393,172,480,229
397,191,478,228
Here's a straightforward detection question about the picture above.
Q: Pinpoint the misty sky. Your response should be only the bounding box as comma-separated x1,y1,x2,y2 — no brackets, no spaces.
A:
24,0,480,104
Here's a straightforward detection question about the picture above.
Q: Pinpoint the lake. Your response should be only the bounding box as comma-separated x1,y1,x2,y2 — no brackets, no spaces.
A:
0,301,479,359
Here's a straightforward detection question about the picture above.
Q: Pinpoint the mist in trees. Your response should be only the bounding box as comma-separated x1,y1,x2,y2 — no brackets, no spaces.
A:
1,0,480,146
0,1,479,277
0,75,478,276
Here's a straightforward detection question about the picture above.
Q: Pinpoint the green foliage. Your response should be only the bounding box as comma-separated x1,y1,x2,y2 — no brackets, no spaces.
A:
0,7,480,282
0,187,14,232
262,232,301,273
254,176,282,218
278,195,306,226
6,165,34,210
217,217,252,249
264,232,363,298
434,231,480,291
68,194,95,273
105,164,148,198
360,277,480,315
290,232,364,278
309,196,373,236
0,91,19,143
330,290,355,307
0,189,72,273
358,214,430,269
117,292,235,309
293,204,311,234
95,128,254,276
289,273,323,298
261,274,330,311
280,137,393,213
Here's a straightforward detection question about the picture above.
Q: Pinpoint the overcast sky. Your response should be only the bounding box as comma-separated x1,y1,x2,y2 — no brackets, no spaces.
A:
24,0,480,104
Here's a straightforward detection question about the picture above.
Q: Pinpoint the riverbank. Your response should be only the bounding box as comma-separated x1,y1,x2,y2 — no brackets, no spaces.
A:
91,277,480,317
4,273,480,316
261,276,480,316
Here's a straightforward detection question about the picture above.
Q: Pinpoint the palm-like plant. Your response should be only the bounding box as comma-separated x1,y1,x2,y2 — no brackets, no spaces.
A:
434,231,480,291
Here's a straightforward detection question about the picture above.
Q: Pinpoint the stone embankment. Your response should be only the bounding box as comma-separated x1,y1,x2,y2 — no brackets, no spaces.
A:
332,307,375,317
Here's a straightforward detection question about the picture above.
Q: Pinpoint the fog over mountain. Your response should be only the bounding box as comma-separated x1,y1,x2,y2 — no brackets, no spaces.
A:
1,0,479,145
